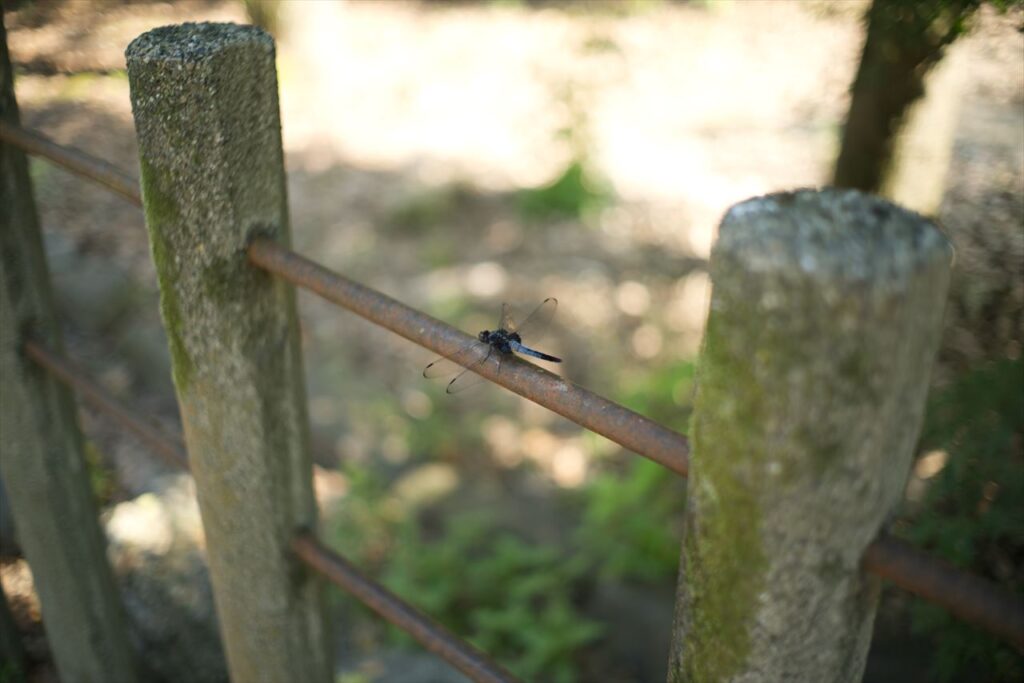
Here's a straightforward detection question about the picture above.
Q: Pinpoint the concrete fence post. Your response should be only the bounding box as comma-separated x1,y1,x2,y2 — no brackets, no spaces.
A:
667,189,952,682
0,18,140,683
125,23,331,683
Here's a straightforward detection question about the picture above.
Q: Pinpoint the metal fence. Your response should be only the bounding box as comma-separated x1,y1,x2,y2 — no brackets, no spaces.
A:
1,21,1022,683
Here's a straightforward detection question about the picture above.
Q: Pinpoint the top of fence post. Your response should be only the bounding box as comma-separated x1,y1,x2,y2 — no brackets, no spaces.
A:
666,188,952,682
126,23,331,683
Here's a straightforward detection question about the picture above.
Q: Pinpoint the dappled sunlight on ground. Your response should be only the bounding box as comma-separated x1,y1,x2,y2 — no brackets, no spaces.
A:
278,0,861,260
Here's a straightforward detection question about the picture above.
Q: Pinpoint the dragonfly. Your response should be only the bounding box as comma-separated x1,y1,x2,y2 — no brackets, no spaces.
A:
423,298,562,394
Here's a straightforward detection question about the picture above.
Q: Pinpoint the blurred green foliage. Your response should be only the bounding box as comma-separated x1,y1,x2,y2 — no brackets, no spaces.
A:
385,518,603,683
571,359,693,584
0,659,24,683
902,357,1024,682
326,468,603,682
518,158,612,223
335,673,371,683
577,458,684,582
620,359,696,429
518,71,613,223
324,464,402,572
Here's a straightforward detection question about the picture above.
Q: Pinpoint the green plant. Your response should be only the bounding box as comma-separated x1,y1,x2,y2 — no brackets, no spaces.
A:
518,158,611,223
325,468,603,682
574,359,694,583
324,464,403,572
384,517,603,682
901,357,1024,682
577,458,685,583
335,673,371,683
518,77,613,223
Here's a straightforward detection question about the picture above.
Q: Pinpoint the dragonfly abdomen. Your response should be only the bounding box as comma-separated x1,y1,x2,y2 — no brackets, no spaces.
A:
510,341,562,363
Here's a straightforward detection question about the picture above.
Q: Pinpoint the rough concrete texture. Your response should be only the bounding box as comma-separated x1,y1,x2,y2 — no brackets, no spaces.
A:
667,189,952,682
1,20,140,683
126,23,331,683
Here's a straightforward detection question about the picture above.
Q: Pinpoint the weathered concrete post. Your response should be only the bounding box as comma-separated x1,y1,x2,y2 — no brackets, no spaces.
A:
667,189,952,682
125,23,331,683
0,18,140,683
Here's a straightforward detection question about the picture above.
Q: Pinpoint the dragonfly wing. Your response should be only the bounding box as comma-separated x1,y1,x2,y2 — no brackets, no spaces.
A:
446,347,495,393
512,298,557,343
423,339,490,379
500,303,517,333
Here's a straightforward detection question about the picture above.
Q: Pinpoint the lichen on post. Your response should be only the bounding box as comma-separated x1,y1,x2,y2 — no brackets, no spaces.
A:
125,23,331,683
667,189,952,682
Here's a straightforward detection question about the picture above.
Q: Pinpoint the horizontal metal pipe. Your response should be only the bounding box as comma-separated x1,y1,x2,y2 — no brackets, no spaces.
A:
863,533,1024,649
10,128,1022,649
248,237,692,477
0,121,142,206
2,121,688,474
291,532,522,683
24,340,188,470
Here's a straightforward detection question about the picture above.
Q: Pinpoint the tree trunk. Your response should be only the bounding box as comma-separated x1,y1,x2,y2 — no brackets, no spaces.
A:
833,0,980,208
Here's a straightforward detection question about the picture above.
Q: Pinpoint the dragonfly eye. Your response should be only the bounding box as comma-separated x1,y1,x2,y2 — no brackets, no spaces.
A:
478,330,490,342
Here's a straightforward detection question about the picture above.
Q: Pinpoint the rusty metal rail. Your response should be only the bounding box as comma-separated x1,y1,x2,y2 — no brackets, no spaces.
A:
1,120,689,474
0,121,142,206
9,123,1024,649
864,535,1024,649
24,340,519,682
248,237,691,476
24,340,188,470
292,533,521,683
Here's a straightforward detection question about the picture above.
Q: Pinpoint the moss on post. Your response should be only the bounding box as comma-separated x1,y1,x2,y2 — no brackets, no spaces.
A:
126,23,331,683
667,189,952,682
0,17,140,683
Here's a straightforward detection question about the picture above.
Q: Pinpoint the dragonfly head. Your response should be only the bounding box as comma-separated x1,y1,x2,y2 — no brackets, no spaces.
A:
478,330,491,343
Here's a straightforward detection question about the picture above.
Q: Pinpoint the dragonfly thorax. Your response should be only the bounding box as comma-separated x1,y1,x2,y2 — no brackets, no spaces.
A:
478,329,521,355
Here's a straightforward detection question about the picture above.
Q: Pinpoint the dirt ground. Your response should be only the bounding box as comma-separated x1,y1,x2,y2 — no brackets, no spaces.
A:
3,1,1022,682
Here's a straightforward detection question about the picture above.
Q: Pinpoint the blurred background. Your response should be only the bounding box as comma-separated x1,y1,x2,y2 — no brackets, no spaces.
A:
1,1,1021,681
